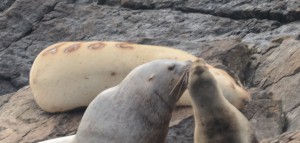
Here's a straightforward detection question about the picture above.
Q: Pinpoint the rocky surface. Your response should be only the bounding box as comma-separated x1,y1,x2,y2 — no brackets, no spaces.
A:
260,130,300,143
0,85,283,143
166,87,284,142
0,0,279,95
0,86,82,143
248,36,300,132
0,0,16,12
0,40,285,142
0,0,300,142
242,88,284,141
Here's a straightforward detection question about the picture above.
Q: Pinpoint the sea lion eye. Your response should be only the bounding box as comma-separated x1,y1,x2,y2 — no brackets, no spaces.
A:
168,64,176,71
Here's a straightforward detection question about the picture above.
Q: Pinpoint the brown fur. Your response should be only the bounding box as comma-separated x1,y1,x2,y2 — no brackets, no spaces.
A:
188,58,258,143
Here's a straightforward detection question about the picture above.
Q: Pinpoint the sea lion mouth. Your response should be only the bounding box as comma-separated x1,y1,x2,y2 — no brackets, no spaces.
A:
170,64,191,101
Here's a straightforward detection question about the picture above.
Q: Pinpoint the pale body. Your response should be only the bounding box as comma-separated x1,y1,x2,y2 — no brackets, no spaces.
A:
39,59,190,143
30,41,250,113
188,59,258,143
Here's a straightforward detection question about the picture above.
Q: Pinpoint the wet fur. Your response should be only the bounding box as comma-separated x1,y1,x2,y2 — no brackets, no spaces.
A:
73,60,190,143
188,58,258,143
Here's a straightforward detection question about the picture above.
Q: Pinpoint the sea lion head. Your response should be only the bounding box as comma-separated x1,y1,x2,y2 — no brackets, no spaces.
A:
121,59,191,107
188,58,251,109
188,58,215,91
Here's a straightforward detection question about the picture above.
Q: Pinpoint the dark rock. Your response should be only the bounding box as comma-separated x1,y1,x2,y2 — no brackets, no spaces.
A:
121,0,183,9
0,87,192,143
1,0,300,142
247,36,300,131
179,0,300,23
167,116,194,143
243,22,300,54
166,87,284,142
0,1,278,95
260,130,300,143
242,88,284,140
118,0,300,23
0,86,83,143
0,0,16,12
66,0,98,4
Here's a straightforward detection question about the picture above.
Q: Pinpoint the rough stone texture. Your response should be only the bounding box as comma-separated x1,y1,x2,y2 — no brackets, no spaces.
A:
0,87,285,142
1,0,300,142
0,0,279,96
0,40,284,142
167,116,194,143
248,36,300,131
179,0,300,23
0,86,83,143
0,87,194,143
118,0,300,22
166,87,284,142
0,0,15,12
0,0,16,12
260,130,300,143
242,88,284,141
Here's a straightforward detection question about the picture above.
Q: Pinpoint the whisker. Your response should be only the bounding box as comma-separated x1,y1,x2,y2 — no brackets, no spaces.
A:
169,67,190,100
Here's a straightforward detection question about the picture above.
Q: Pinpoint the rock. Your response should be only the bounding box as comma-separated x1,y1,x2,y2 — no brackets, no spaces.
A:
119,0,300,23
0,0,16,12
166,87,284,142
66,0,98,4
199,40,251,82
0,1,278,96
0,86,83,143
1,0,300,142
243,22,300,55
121,0,184,9
179,0,300,23
167,116,194,143
0,86,195,143
260,130,300,143
0,0,59,95
249,36,300,131
242,88,284,141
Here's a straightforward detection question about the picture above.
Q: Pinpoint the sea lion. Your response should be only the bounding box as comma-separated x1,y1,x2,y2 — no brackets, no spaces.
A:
188,58,258,143
39,59,191,143
30,41,250,113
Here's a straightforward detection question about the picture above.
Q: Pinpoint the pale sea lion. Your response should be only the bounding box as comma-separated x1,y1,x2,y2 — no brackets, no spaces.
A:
39,59,191,143
30,41,250,112
188,58,258,143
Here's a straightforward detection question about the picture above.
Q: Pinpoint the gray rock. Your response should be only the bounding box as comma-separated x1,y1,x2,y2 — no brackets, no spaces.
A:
242,88,284,140
248,36,300,131
0,0,16,12
180,0,300,23
118,0,300,22
0,1,278,95
167,116,194,143
0,86,83,143
243,22,300,54
166,87,284,142
66,0,98,4
260,130,300,143
1,0,300,142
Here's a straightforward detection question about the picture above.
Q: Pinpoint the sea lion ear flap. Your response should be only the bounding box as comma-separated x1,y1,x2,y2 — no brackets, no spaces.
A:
212,63,243,87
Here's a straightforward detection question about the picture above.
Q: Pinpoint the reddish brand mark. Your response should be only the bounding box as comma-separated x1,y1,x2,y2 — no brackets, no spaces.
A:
88,42,105,50
64,44,81,53
42,43,66,56
117,43,134,49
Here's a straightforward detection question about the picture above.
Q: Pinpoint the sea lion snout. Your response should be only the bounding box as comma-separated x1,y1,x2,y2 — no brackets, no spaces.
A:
173,60,192,73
